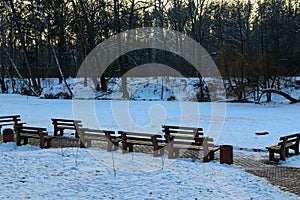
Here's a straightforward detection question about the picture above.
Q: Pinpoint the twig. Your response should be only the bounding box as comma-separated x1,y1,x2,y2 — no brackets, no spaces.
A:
75,147,79,167
161,154,165,170
111,151,117,177
60,148,64,157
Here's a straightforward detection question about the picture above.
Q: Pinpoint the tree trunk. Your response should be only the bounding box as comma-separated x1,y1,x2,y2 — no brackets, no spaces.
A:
100,76,107,92
263,89,300,104
9,0,39,94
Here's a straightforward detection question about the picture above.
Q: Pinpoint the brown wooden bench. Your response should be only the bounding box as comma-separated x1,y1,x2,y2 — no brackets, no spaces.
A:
79,128,121,151
15,126,55,148
51,118,82,138
0,115,25,132
266,133,300,162
161,125,219,162
119,131,165,157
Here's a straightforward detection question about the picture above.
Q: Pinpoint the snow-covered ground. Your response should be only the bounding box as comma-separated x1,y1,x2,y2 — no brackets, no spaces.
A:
0,142,299,200
1,94,300,199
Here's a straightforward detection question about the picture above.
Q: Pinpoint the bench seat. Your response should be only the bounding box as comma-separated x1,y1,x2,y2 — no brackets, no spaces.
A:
16,126,55,148
120,131,165,157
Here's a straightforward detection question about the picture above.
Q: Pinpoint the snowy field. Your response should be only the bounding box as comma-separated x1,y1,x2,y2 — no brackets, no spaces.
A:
1,94,300,199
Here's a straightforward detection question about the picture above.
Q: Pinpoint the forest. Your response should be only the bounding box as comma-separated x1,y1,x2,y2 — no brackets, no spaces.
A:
0,0,299,101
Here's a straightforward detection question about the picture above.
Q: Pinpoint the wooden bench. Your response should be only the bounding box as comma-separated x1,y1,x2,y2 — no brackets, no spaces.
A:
161,125,219,162
0,115,25,132
79,128,121,151
15,126,55,148
119,131,166,157
266,133,300,162
51,118,82,138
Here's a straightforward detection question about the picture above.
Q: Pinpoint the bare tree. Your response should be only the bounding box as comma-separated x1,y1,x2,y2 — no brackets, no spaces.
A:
9,0,40,95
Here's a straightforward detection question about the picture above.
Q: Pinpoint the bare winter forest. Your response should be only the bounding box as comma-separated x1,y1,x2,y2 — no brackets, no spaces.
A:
0,0,299,102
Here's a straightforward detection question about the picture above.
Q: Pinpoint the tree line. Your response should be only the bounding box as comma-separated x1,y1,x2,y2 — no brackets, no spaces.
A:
0,0,299,101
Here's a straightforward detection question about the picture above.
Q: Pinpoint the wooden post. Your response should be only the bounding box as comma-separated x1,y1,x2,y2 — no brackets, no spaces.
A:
280,137,287,161
105,131,113,152
151,135,159,157
39,128,45,148
269,150,275,161
203,138,210,162
295,134,300,155
121,132,127,153
53,120,58,136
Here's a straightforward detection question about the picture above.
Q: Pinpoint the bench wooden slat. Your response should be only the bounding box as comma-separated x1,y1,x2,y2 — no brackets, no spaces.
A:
126,139,153,146
0,115,20,119
52,118,81,122
163,129,204,134
0,119,21,123
162,125,203,131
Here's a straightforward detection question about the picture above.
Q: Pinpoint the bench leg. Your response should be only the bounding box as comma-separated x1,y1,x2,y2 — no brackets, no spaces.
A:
160,148,164,156
113,142,119,150
152,137,159,157
16,135,21,146
174,148,180,158
269,150,275,161
122,143,127,153
80,139,85,148
209,151,215,161
153,147,164,157
290,145,299,155
280,151,286,161
285,148,289,156
23,137,29,145
46,139,53,148
75,131,79,138
40,137,45,148
54,127,58,136
86,140,91,148
168,145,174,159
280,146,286,161
107,141,113,152
203,153,210,162
128,144,134,152
59,129,64,136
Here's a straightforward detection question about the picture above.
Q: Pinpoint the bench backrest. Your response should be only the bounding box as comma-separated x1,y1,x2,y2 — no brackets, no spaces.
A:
162,125,206,144
79,128,116,139
279,133,300,146
162,125,204,137
0,115,22,127
162,125,216,149
51,118,82,129
16,126,48,136
119,131,164,143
